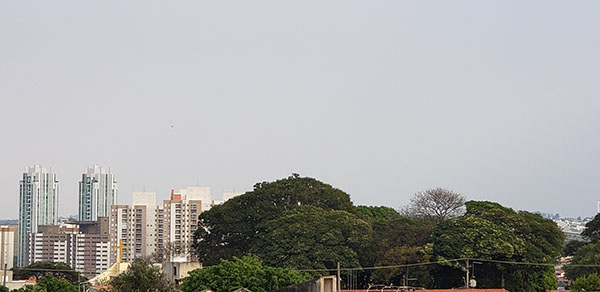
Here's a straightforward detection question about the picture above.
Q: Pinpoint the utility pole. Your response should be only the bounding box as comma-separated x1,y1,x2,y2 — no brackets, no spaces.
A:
337,262,341,292
465,259,470,288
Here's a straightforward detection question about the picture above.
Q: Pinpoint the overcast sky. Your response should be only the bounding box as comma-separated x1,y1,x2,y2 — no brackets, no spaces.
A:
1,1,599,219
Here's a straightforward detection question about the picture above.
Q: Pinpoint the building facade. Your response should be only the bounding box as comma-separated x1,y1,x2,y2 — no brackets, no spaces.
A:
0,226,15,271
79,166,118,221
109,188,241,263
26,218,110,278
161,188,203,261
110,192,164,263
18,165,59,267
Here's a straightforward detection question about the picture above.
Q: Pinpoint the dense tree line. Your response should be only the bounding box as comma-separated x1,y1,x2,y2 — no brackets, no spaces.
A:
189,174,565,292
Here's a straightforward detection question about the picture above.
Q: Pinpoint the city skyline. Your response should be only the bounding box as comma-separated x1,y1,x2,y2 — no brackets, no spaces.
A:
2,1,600,219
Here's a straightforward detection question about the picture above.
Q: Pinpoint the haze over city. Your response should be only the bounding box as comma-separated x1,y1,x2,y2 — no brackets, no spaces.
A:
2,1,600,219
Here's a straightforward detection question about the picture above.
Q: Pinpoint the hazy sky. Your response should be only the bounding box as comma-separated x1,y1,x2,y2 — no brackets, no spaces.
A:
1,1,599,218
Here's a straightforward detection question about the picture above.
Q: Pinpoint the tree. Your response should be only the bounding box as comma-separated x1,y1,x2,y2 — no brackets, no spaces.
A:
354,206,400,222
110,258,172,292
12,275,77,292
370,217,435,287
582,213,600,242
572,273,600,292
565,242,600,281
12,261,82,285
563,240,588,257
180,255,310,292
250,205,372,271
430,201,563,292
401,188,465,223
193,174,355,265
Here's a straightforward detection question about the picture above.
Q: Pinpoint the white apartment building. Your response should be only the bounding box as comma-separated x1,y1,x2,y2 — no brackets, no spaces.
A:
0,226,15,271
79,166,118,221
18,165,59,267
109,188,240,263
110,192,164,263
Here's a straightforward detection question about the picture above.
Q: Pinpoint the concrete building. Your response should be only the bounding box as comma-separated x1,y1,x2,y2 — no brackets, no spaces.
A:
26,218,110,278
0,226,15,280
162,256,202,285
18,165,59,267
109,188,240,263
79,166,118,221
110,192,164,263
161,189,203,261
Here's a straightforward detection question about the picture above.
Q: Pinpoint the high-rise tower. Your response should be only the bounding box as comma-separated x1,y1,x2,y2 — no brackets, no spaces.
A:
79,166,117,221
18,165,59,267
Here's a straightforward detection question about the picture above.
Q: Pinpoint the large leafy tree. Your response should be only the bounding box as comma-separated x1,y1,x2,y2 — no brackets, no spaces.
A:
565,242,600,281
12,275,77,292
12,261,82,285
582,213,600,242
193,174,355,265
370,217,435,287
180,255,310,292
430,201,563,292
110,258,172,292
250,205,372,271
572,273,600,292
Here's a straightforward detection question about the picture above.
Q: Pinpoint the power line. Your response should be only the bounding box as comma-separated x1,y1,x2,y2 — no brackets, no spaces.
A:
296,257,600,272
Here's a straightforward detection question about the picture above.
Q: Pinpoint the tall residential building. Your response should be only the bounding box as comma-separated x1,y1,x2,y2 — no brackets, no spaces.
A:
79,166,118,221
18,165,59,267
109,188,239,263
110,192,164,264
161,188,204,262
0,226,15,270
26,218,110,278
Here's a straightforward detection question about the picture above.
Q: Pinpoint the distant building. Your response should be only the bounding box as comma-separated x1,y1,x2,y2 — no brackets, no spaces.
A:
0,226,15,271
18,165,59,267
26,218,110,278
161,188,204,262
109,187,238,263
79,166,118,221
110,192,164,263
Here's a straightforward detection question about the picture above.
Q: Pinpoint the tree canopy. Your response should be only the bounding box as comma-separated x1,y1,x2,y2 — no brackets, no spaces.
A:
582,213,600,242
193,174,355,265
180,255,310,292
12,274,77,292
12,261,82,285
110,258,172,292
251,205,372,271
572,273,600,292
430,201,563,292
401,188,466,223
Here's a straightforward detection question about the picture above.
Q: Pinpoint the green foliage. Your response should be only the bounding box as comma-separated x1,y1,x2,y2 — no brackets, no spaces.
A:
582,213,600,242
12,275,77,292
565,242,600,281
180,255,310,292
354,206,400,222
564,240,588,256
370,217,435,287
193,174,355,265
110,258,172,292
572,273,600,292
12,261,82,285
431,201,563,292
251,205,372,271
0,286,8,292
